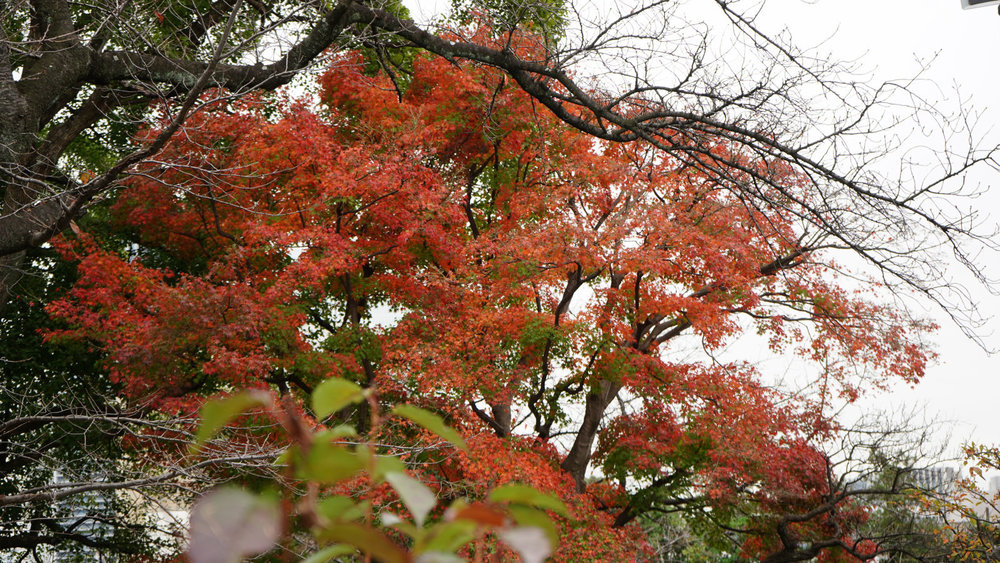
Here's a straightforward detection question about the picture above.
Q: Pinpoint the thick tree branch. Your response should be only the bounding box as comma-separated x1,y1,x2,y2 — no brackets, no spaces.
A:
0,1,244,259
88,2,353,93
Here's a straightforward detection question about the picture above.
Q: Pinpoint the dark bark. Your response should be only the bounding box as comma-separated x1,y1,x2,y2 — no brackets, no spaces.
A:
559,379,621,492
489,402,512,437
469,400,508,436
0,528,144,552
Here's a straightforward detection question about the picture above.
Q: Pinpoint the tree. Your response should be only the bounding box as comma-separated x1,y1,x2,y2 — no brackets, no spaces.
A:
0,203,286,559
42,45,966,560
926,443,1000,561
2,0,997,559
0,0,994,315
0,227,179,558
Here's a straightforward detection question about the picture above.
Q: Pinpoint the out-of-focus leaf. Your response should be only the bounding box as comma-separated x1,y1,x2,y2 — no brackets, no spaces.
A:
489,483,568,516
329,424,359,438
507,505,558,545
312,378,365,419
497,526,552,563
317,495,366,522
451,502,508,527
315,523,409,563
421,520,478,554
301,545,357,563
382,511,405,526
381,511,419,538
188,488,280,563
385,471,437,527
192,391,270,452
391,404,467,451
313,427,358,445
300,441,364,483
415,552,466,563
373,454,407,481
274,448,293,467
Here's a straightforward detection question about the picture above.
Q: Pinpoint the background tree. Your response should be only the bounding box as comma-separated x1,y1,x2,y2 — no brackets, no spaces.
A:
0,202,293,559
926,443,1000,561
0,246,181,558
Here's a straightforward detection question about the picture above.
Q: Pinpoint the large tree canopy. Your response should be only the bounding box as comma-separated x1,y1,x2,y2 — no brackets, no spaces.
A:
39,47,952,560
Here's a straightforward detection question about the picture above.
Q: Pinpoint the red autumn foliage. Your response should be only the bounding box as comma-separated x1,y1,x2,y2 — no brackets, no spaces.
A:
48,39,935,559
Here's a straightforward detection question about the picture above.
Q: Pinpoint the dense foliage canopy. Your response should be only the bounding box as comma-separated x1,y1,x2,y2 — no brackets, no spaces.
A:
40,46,947,560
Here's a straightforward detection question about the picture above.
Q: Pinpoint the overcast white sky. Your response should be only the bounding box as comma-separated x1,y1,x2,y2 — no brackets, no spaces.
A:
403,0,1000,453
757,0,1000,451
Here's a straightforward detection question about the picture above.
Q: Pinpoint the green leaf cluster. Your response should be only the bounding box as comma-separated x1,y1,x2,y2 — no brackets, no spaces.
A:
190,381,563,561
450,0,568,40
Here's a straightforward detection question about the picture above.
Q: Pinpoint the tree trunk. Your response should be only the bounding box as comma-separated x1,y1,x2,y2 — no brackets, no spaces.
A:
560,379,622,491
